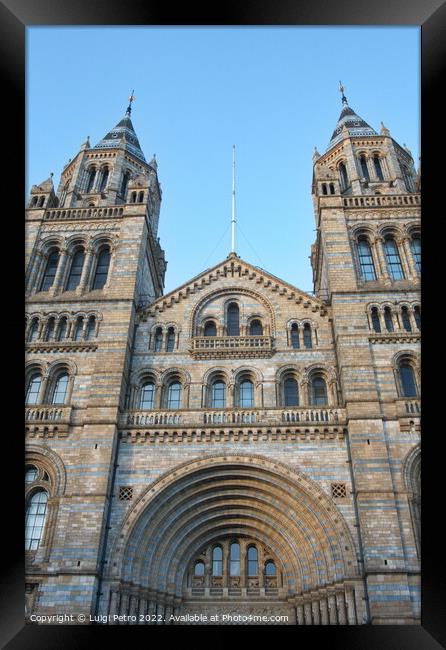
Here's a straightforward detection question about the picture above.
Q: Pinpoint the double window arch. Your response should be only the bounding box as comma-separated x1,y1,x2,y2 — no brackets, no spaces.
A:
150,324,180,352
394,352,420,399
353,230,377,282
203,369,231,409
25,312,100,344
338,160,349,192
286,320,318,349
233,369,259,409
160,369,190,410
382,231,405,280
25,361,76,407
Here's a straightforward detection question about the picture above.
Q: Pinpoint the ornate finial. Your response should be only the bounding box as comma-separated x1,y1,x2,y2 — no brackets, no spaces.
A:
126,90,135,116
50,172,53,178
339,80,348,105
380,121,390,135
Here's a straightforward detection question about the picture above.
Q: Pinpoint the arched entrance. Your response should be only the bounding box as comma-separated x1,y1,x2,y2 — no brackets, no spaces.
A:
102,455,366,624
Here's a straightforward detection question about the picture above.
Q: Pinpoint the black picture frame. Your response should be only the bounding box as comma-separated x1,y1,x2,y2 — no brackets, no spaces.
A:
3,0,444,647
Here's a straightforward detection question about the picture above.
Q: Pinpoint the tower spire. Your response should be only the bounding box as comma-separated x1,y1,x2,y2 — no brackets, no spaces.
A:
231,145,237,254
126,90,135,116
339,80,348,106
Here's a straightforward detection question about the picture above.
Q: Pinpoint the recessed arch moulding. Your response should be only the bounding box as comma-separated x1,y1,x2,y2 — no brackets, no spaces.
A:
100,455,365,623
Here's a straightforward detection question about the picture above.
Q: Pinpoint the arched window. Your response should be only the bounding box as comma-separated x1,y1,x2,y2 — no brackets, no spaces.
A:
303,323,312,348
238,379,254,408
194,561,205,576
384,307,394,332
410,234,421,274
401,307,412,332
28,319,39,342
120,171,130,197
357,237,377,281
212,546,223,576
211,380,226,408
73,317,84,341
140,382,155,409
26,373,42,405
25,466,39,484
249,319,263,335
38,196,45,208
414,306,421,330
154,327,163,351
322,183,327,195
131,192,137,203
39,250,60,292
310,376,328,406
65,249,85,291
290,323,300,349
56,317,67,341
230,543,240,576
284,377,299,406
25,490,48,550
359,155,370,181
265,560,277,576
204,321,217,337
44,317,55,341
339,162,349,191
402,165,414,192
31,196,38,207
51,372,69,405
398,360,417,397
371,307,381,333
86,167,96,193
227,302,240,336
373,155,384,181
92,247,111,290
99,167,109,192
329,183,335,195
384,237,405,280
166,327,175,352
247,546,258,576
85,316,96,340
167,381,182,409
138,191,144,203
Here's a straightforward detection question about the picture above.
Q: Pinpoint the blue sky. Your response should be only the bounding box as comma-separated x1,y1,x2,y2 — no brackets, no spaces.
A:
27,26,420,295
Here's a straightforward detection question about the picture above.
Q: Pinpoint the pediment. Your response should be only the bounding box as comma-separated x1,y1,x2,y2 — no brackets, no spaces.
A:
140,253,327,320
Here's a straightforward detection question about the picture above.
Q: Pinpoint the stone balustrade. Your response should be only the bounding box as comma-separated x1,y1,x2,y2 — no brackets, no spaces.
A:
343,193,420,208
190,335,274,358
25,405,72,423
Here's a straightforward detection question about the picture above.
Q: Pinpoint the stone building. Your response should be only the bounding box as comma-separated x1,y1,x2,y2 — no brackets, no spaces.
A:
25,90,421,625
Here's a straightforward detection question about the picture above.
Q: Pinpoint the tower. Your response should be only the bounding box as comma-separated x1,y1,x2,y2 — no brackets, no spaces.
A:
25,99,166,617
311,85,421,624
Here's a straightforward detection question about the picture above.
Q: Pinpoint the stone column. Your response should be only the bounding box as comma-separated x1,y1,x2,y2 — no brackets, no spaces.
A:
108,589,120,618
345,585,357,624
319,596,329,625
26,251,43,294
298,324,305,348
303,601,313,625
397,237,412,280
146,599,157,624
373,236,391,283
119,592,129,623
328,591,338,624
128,594,139,619
49,248,68,295
77,246,95,293
164,601,173,624
336,590,347,624
156,601,165,624
295,600,305,625
311,598,321,625
138,596,147,624
401,236,418,278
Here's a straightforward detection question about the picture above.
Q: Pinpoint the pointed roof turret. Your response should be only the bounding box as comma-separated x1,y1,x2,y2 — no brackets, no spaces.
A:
326,82,378,152
92,92,146,163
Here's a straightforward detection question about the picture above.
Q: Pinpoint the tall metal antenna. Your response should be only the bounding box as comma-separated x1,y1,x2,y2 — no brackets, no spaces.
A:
231,145,237,253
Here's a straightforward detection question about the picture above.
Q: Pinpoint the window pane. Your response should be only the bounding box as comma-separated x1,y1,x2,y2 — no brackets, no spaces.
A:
154,329,163,351
371,308,381,333
66,250,85,291
204,321,216,336
384,308,394,332
57,318,67,341
384,238,405,280
25,490,48,550
400,364,417,397
167,381,181,409
85,318,96,340
26,374,41,405
239,380,253,408
411,236,421,273
44,318,55,341
374,156,384,181
194,561,205,576
211,381,226,408
140,382,154,409
249,320,263,335
227,303,240,336
92,248,110,290
311,377,327,405
360,156,370,181
248,546,258,576
212,547,223,576
166,328,175,352
284,378,299,406
265,561,276,576
74,318,84,341
99,167,109,192
40,251,59,291
52,373,69,404
230,543,240,576
303,324,312,348
25,467,38,484
401,308,412,332
414,306,421,330
357,239,376,281
291,324,299,349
